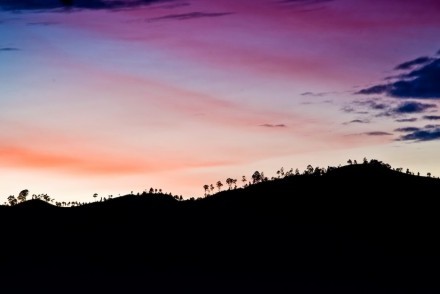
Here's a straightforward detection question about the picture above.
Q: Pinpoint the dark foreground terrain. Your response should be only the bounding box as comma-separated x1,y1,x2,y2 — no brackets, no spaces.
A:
1,162,440,293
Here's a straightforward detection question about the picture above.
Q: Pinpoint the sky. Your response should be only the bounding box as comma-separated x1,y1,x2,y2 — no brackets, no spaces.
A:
0,0,439,202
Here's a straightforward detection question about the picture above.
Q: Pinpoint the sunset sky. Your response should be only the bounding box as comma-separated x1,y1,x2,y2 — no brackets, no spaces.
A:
1,0,439,202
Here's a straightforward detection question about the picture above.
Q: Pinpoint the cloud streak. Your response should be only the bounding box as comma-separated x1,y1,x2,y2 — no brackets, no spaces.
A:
348,99,436,120
147,12,233,22
300,91,331,97
394,101,436,114
395,56,433,70
395,118,418,123
279,0,334,6
394,127,420,133
355,99,388,110
27,22,59,26
364,131,393,136
423,115,440,120
260,124,287,128
0,0,171,12
0,145,146,175
358,51,440,99
0,47,19,51
398,127,440,142
343,119,370,125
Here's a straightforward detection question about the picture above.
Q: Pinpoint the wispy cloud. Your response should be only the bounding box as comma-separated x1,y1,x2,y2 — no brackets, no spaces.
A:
147,11,233,22
394,101,436,114
276,0,334,13
398,127,440,142
343,119,370,125
395,118,418,123
358,50,440,99
395,56,433,70
0,145,146,175
340,106,354,113
346,99,436,120
0,0,172,12
394,127,420,133
425,124,440,129
260,123,287,128
0,47,19,51
364,131,393,136
423,115,440,120
300,91,330,97
279,0,334,6
27,22,59,26
355,99,388,110
340,98,389,117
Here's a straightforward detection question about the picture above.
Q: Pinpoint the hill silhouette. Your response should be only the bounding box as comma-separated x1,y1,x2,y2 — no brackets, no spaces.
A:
1,160,440,293
12,198,57,209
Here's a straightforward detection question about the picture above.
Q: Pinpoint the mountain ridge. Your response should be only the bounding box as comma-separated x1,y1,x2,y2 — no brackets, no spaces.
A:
1,161,439,293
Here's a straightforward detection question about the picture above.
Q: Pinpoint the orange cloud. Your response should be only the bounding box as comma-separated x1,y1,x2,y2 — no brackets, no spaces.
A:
0,146,146,175
0,139,241,177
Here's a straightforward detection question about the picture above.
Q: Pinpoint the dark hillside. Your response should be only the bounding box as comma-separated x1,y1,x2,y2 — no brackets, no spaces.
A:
1,162,440,293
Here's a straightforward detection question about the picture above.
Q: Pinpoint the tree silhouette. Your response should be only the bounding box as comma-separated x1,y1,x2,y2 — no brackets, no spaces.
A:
313,167,322,176
7,195,17,206
17,189,29,203
305,165,314,175
242,176,247,187
42,194,51,202
1,158,435,206
203,185,209,196
252,171,262,184
216,181,223,192
226,178,236,190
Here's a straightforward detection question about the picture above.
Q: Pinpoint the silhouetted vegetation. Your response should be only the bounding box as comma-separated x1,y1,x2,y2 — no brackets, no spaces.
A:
1,158,439,293
2,158,437,207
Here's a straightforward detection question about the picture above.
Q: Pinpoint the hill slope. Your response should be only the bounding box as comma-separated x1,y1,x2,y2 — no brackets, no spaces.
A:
1,162,440,293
